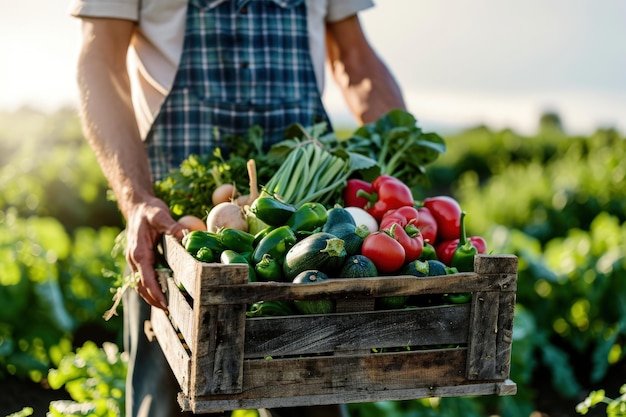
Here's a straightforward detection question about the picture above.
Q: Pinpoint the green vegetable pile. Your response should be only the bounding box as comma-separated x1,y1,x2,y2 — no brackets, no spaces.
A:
155,110,446,218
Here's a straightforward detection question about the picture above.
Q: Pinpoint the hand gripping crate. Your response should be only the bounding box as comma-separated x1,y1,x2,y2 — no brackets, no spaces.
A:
149,234,518,413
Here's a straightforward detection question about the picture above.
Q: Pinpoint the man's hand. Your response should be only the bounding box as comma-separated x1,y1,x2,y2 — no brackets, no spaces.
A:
125,197,186,310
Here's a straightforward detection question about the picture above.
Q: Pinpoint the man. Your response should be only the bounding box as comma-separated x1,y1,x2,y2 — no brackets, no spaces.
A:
70,1,405,416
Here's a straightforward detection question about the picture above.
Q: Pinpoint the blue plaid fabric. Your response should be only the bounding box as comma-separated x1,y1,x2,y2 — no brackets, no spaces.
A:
147,0,330,180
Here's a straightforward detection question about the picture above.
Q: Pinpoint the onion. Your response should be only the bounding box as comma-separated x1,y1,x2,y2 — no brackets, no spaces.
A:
212,183,238,205
206,202,249,233
344,206,378,233
177,214,207,232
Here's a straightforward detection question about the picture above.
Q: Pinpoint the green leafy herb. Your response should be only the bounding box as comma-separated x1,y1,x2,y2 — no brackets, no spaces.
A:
320,109,446,187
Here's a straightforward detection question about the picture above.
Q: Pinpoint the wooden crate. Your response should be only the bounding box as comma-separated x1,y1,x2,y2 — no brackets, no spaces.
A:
149,234,518,413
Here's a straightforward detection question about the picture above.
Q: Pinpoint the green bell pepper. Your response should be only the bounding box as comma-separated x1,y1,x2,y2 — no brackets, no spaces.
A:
182,230,224,256
219,228,255,254
195,247,215,262
254,254,284,282
220,249,256,282
251,225,296,265
286,202,328,233
249,194,297,226
418,242,438,261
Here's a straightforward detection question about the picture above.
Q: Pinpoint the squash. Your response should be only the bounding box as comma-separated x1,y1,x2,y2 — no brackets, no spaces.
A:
338,255,378,278
427,260,448,276
283,232,346,280
322,207,369,256
292,270,334,314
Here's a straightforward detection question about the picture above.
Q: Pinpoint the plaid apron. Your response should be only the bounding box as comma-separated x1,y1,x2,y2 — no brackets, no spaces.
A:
146,0,331,180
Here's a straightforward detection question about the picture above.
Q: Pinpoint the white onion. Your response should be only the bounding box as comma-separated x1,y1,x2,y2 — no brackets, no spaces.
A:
344,206,378,233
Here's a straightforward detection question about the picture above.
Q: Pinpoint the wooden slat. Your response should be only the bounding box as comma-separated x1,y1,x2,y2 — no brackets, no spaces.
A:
244,304,471,358
162,234,203,300
191,262,248,396
164,275,195,346
163,234,249,300
183,380,517,413
150,307,192,394
214,349,466,398
201,270,516,306
496,290,516,379
474,254,518,276
208,303,247,394
466,291,500,380
182,349,471,412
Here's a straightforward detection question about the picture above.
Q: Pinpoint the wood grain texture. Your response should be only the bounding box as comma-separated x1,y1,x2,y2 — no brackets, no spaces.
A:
467,291,499,380
163,275,195,346
182,380,517,413
243,304,471,358
150,307,191,394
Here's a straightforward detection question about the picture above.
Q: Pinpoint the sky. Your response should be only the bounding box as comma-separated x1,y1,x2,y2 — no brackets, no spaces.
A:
1,0,625,135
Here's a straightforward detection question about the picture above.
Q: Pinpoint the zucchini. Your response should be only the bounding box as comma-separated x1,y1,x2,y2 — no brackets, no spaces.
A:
292,270,334,314
427,260,448,276
323,206,356,229
338,255,378,278
399,259,429,277
220,249,256,282
283,232,347,280
327,224,368,256
322,207,369,256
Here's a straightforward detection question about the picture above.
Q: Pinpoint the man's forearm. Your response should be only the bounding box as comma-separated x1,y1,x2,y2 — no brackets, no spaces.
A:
77,18,154,220
332,50,406,124
326,16,406,124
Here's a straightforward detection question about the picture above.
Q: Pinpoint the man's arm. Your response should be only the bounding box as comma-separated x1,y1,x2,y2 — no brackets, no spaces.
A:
77,18,182,310
325,15,406,124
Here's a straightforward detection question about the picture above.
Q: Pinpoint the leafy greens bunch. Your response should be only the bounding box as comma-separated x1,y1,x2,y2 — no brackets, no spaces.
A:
154,126,282,219
321,109,446,187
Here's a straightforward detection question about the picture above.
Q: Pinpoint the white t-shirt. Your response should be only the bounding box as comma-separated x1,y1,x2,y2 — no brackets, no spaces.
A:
69,0,374,139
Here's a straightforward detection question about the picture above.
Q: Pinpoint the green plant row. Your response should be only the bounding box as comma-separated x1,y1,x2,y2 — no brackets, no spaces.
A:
0,208,124,383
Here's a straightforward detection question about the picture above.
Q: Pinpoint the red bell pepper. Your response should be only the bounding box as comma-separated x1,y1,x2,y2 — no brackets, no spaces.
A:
416,206,438,244
356,175,414,222
435,211,487,271
422,195,462,243
342,179,373,209
379,206,424,263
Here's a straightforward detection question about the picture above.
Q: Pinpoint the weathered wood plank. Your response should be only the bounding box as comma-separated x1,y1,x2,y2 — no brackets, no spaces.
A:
201,271,516,306
474,254,518,275
219,349,466,398
191,265,247,396
183,380,517,413
163,234,249,301
208,303,246,394
150,307,191,395
496,291,516,379
163,275,195,346
467,291,500,380
191,305,218,397
244,304,471,358
162,234,203,300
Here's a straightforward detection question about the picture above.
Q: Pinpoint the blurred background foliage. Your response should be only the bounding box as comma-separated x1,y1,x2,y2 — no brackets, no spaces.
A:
1,108,624,417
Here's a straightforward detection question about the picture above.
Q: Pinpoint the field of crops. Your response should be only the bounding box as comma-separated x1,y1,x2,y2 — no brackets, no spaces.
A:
1,108,624,417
